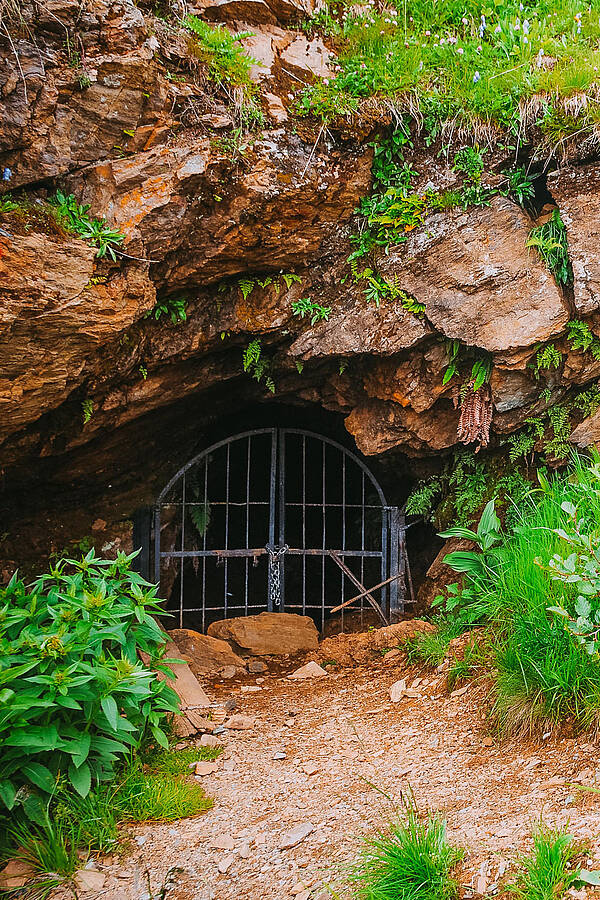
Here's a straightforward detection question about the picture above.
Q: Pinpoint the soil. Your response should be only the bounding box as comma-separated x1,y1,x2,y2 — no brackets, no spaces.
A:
53,656,600,900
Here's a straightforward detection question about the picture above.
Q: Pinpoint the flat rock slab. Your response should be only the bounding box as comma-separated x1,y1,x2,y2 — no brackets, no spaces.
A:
279,822,314,849
208,612,319,657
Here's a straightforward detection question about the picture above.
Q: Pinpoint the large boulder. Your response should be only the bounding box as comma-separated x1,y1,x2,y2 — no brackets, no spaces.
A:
379,197,569,351
168,628,246,675
207,612,319,656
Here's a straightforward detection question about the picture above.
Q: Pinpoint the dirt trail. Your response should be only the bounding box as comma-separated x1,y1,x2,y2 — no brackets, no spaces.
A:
73,659,600,900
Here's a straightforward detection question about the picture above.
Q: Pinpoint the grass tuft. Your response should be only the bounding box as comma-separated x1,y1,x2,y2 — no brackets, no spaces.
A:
352,800,464,900
404,619,465,667
508,827,581,900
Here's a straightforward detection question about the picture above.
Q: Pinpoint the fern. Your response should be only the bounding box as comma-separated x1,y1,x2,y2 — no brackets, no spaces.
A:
81,399,94,425
531,343,563,377
238,278,255,301
189,503,211,537
282,273,302,289
242,339,275,393
567,319,600,359
405,477,443,518
508,430,536,462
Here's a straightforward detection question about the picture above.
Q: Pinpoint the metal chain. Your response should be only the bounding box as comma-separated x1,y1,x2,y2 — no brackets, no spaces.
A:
267,544,288,609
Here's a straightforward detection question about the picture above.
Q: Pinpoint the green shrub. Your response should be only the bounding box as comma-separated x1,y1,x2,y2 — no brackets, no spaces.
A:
352,800,464,900
0,550,179,814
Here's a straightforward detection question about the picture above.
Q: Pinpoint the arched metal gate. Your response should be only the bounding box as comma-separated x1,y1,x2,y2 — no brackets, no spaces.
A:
151,429,407,631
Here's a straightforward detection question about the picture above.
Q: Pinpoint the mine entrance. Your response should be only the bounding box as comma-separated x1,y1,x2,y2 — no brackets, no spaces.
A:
153,428,408,632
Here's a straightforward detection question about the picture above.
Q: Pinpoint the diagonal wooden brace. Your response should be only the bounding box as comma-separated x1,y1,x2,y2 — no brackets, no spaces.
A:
327,549,389,626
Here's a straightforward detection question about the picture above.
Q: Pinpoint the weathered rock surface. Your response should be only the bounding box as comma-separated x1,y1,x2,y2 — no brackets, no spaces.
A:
346,400,459,456
315,619,436,667
0,232,154,441
169,628,246,674
207,612,319,656
2,0,600,580
379,197,569,352
548,165,600,314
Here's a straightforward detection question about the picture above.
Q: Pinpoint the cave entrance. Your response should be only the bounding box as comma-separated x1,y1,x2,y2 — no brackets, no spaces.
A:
153,428,409,633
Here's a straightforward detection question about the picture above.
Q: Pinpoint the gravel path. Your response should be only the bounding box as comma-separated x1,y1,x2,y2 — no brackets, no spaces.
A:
69,658,600,900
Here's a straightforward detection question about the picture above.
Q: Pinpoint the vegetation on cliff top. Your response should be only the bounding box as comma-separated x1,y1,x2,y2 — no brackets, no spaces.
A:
301,0,600,140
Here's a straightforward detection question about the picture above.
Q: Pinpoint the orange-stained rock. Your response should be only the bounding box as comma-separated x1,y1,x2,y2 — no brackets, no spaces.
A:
208,612,319,655
169,628,246,674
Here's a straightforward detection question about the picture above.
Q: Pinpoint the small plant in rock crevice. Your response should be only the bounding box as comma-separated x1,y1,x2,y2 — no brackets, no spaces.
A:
81,398,94,424
567,320,600,360
531,343,564,379
145,297,188,324
230,272,302,301
242,339,275,393
184,16,256,94
291,296,332,325
49,191,125,260
527,209,572,285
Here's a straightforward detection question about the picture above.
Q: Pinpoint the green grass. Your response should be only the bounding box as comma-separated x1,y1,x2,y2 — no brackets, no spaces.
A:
7,817,83,878
352,801,464,900
442,452,600,736
508,827,581,900
2,743,219,889
301,0,600,137
139,744,221,775
404,619,465,667
184,16,256,92
110,761,213,823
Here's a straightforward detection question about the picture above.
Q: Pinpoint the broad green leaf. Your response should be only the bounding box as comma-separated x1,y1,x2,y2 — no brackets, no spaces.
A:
68,760,91,797
21,762,56,793
150,725,169,749
0,780,17,810
438,527,479,542
477,499,500,540
443,551,485,575
66,732,91,768
101,695,119,731
6,725,58,750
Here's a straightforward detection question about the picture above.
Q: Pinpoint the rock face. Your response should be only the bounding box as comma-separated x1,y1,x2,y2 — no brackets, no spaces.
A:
1,0,600,583
168,628,246,674
207,613,319,656
548,165,600,315
379,198,569,352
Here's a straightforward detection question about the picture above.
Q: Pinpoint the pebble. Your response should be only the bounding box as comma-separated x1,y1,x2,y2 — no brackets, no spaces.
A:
218,857,234,874
274,751,287,760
